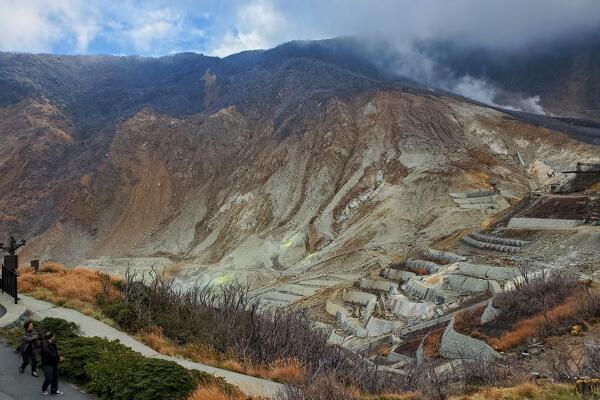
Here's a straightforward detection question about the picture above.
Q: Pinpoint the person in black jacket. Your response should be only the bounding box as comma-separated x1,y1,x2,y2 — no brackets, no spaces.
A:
41,331,63,396
19,320,39,377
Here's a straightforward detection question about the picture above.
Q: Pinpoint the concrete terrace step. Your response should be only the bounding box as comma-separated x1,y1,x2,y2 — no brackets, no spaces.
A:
18,295,283,399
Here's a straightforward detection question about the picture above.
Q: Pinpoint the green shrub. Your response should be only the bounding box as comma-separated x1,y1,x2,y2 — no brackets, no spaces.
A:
97,296,146,331
3,317,235,400
85,350,196,400
60,336,133,383
0,327,22,349
36,317,80,341
0,317,80,350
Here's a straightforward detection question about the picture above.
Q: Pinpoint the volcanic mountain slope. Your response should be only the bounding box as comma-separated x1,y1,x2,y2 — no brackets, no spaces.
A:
0,43,598,285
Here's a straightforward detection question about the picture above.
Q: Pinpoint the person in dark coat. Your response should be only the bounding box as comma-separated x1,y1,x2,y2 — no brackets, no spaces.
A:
19,320,39,377
41,331,63,396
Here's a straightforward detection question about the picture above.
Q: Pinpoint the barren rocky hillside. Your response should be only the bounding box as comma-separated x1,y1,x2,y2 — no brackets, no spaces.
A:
0,42,598,288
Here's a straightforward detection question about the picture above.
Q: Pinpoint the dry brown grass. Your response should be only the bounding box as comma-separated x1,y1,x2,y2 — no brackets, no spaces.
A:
209,356,304,383
140,325,305,384
366,394,423,400
139,326,178,355
411,267,429,276
480,283,600,351
487,294,581,351
39,262,63,273
422,328,444,359
18,262,122,318
451,288,594,351
447,382,576,400
262,358,305,383
186,385,246,400
454,305,485,334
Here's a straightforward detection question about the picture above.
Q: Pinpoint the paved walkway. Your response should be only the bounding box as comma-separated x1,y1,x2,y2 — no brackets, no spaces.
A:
0,294,26,329
0,341,95,400
19,295,283,399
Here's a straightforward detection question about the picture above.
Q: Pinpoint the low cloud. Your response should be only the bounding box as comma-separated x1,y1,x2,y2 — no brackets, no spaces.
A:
1,0,599,58
210,1,286,57
0,0,98,53
125,8,204,54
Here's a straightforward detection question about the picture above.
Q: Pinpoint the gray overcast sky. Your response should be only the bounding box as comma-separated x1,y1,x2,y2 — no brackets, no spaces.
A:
0,0,599,56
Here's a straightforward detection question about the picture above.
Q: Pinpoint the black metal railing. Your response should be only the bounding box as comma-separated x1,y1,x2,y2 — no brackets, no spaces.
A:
1,263,18,304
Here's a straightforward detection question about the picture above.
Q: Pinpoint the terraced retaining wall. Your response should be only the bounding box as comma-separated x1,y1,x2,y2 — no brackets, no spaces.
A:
389,295,434,317
365,316,399,336
425,248,466,264
383,268,416,281
405,259,441,273
480,300,501,323
439,318,499,361
445,274,490,293
462,235,520,253
470,232,529,247
343,290,377,304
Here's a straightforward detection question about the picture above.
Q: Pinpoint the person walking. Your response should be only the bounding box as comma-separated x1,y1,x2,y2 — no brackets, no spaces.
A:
19,320,40,377
41,331,63,396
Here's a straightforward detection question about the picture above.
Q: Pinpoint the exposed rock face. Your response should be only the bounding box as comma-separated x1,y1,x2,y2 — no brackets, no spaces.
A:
0,45,598,285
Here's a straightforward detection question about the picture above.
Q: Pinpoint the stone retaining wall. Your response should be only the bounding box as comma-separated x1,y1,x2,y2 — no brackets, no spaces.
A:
337,311,368,337
454,196,497,204
405,259,441,273
383,268,416,281
445,274,490,293
425,248,466,264
403,279,447,302
455,262,518,281
358,278,398,292
389,294,434,317
480,300,501,323
365,316,399,336
470,232,529,247
462,235,520,253
439,318,499,361
343,289,377,304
